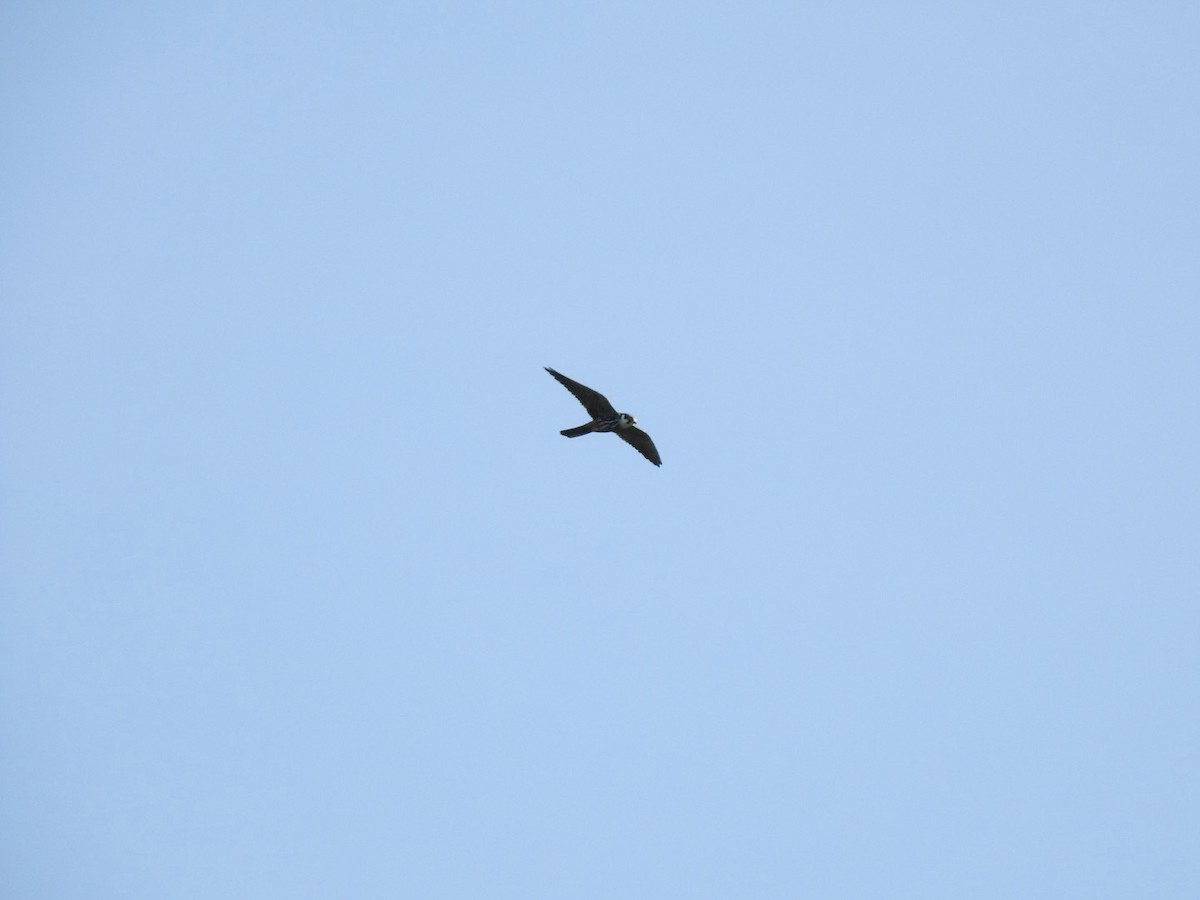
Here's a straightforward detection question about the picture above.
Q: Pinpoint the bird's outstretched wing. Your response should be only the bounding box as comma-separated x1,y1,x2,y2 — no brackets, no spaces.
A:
616,426,662,466
544,367,618,419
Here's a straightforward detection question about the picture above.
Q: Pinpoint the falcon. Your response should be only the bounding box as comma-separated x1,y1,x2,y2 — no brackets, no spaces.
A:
545,367,662,466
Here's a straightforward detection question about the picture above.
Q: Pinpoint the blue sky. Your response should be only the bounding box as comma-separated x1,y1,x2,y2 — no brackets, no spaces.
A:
3,2,1198,897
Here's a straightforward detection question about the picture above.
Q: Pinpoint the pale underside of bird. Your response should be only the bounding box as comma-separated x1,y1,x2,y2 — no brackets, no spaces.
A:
544,367,661,466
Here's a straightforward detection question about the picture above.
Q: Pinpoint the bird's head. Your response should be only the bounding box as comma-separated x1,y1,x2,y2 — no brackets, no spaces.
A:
618,413,637,427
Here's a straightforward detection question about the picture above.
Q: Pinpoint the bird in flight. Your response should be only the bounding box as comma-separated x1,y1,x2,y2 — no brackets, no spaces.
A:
545,367,662,466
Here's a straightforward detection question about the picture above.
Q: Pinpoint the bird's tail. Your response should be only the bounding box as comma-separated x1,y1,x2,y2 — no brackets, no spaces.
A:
560,423,594,438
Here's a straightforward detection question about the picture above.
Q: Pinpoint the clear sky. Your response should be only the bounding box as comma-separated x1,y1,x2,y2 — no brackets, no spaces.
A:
3,2,1198,897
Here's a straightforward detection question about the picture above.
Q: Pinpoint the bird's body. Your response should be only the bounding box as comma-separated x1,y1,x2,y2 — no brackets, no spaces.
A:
544,367,661,466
